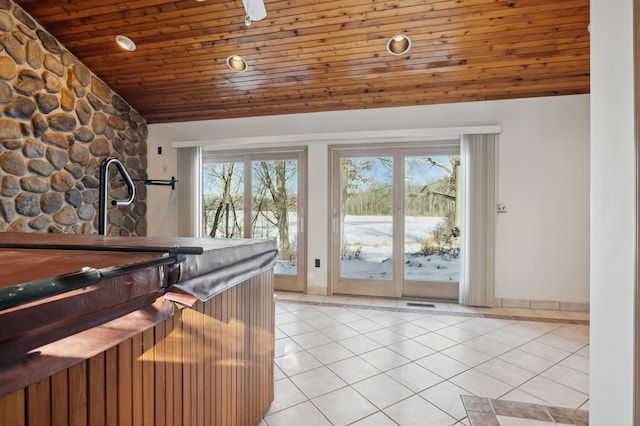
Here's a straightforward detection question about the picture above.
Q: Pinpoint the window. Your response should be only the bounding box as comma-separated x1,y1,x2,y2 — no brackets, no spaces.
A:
202,149,307,291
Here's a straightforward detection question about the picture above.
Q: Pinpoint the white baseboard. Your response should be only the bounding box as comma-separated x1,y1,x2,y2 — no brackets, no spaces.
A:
495,297,589,312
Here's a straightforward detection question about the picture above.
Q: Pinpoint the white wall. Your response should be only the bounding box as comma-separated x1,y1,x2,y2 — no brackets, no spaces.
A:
590,0,636,423
147,94,590,304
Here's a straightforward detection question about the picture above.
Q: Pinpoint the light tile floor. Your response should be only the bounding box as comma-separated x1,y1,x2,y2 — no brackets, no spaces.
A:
261,293,590,426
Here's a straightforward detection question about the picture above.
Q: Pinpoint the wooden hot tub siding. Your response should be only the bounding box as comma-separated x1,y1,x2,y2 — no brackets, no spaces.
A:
0,270,275,426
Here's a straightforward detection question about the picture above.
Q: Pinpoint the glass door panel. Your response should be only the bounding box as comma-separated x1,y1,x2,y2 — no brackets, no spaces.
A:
252,159,298,276
203,150,306,292
332,150,401,298
339,156,393,280
202,161,244,238
404,155,461,282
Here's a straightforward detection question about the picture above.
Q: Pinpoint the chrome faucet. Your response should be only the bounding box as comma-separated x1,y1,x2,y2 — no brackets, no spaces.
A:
98,157,136,235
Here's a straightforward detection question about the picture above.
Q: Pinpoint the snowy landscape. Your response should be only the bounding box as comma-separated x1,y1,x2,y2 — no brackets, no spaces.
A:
274,215,460,282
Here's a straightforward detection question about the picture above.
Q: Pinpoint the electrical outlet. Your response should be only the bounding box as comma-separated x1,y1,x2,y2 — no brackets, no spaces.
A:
497,203,507,213
162,165,168,173
315,259,320,267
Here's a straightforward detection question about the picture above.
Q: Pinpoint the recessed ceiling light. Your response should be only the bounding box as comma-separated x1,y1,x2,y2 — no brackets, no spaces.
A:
387,35,411,55
115,35,136,52
226,55,248,72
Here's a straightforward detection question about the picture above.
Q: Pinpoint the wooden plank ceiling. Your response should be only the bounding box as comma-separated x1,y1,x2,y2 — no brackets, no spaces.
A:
14,0,590,124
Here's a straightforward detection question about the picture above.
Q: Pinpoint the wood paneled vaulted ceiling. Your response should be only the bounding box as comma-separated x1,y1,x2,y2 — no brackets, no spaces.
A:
14,0,590,124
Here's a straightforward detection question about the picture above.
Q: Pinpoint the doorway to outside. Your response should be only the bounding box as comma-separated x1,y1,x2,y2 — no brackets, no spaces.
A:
202,149,306,292
330,143,460,300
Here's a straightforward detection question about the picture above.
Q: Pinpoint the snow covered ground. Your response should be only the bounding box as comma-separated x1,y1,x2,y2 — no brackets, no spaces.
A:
340,215,459,282
274,215,460,282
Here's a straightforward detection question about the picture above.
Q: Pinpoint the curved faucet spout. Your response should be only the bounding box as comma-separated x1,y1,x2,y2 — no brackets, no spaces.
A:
98,157,136,235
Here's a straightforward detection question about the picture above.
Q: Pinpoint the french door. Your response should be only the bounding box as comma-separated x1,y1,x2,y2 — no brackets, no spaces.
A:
202,149,306,292
330,144,460,300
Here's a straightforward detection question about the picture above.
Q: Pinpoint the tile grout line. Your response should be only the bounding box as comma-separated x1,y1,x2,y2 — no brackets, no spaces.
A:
268,299,589,426
272,308,465,423
276,317,476,423
279,301,588,393
442,318,590,409
279,300,584,407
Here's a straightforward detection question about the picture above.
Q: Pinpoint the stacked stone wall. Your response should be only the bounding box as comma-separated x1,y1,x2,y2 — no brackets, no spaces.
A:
0,0,147,235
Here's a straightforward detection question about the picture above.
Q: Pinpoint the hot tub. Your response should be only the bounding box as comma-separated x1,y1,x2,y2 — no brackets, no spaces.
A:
0,232,277,425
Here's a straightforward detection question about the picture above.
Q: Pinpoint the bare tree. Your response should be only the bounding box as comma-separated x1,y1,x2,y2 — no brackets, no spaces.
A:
421,156,460,226
340,157,375,219
203,162,243,238
339,157,382,259
405,155,461,255
253,160,297,260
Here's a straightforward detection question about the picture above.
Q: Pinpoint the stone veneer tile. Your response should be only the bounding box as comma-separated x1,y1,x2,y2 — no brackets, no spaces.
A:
489,399,554,422
461,397,590,426
460,395,494,414
467,411,501,426
0,2,147,235
546,406,589,426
